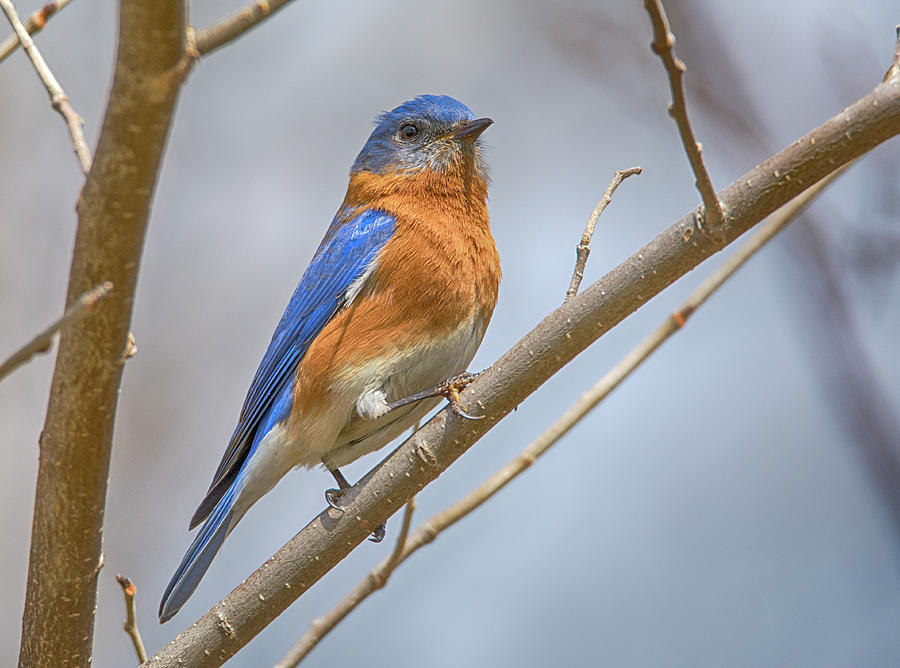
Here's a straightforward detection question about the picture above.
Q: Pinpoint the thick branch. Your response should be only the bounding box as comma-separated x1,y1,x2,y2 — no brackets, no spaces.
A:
274,500,416,667
643,0,724,234
17,1,187,666
145,72,900,668
272,162,847,667
0,0,91,173
565,166,642,302
0,281,111,383
0,0,73,64
194,0,297,56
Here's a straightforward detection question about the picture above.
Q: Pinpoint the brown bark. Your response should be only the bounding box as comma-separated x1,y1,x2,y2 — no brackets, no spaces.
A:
18,2,187,666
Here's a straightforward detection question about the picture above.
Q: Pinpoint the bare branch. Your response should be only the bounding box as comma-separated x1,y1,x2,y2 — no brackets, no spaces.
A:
643,0,724,235
0,281,112,383
0,0,73,64
144,66,900,668
274,499,417,667
271,163,848,667
17,1,187,665
565,166,642,302
194,0,298,56
116,575,149,664
0,0,91,173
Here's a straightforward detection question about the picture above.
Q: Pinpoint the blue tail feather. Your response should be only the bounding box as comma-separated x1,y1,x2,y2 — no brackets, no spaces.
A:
159,484,237,623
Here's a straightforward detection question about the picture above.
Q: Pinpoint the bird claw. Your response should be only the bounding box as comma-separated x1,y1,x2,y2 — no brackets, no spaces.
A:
438,371,485,420
368,523,386,543
325,469,387,542
325,487,346,511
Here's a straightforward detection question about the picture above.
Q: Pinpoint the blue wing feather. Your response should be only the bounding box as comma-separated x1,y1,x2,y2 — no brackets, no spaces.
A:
188,207,395,528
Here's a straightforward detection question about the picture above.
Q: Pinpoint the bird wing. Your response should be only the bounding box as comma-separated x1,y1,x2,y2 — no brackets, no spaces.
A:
189,207,396,529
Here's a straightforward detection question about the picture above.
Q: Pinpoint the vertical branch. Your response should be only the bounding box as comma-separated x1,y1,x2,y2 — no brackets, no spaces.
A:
643,0,724,234
17,1,189,666
116,575,149,664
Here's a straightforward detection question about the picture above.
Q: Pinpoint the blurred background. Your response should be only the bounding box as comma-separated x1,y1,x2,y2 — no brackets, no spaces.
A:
2,0,899,666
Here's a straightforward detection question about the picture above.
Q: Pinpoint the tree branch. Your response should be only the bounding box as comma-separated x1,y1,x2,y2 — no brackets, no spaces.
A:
0,0,73,64
643,0,724,235
0,281,111,383
274,499,417,667
116,575,149,664
0,0,91,173
144,66,900,668
271,161,848,667
17,1,188,666
194,0,298,56
565,166,642,302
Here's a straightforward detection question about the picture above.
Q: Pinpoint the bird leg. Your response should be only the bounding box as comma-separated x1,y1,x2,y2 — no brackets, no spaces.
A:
386,371,484,420
324,466,385,543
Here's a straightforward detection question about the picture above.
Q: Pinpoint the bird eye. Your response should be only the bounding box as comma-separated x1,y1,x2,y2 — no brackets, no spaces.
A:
399,123,419,140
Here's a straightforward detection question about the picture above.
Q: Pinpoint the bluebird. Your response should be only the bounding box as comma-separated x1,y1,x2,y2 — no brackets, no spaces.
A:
159,95,500,622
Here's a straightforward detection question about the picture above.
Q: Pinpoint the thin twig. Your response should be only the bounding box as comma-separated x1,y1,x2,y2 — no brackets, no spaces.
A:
272,166,846,668
275,499,416,668
0,0,73,64
884,25,900,82
116,575,148,664
565,166,642,303
0,0,91,173
194,0,298,56
643,0,724,236
0,281,112,383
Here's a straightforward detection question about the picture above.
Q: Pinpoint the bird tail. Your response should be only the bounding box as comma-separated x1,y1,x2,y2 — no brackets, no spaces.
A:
158,483,238,623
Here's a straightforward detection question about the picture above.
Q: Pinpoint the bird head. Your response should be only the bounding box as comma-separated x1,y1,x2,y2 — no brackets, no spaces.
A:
351,95,492,178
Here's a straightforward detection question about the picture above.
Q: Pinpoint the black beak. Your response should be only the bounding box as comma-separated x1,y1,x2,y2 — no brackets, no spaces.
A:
451,117,493,141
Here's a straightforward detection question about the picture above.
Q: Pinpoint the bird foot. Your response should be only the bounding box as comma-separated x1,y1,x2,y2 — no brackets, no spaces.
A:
386,370,484,420
325,487,346,511
325,467,386,542
438,371,485,420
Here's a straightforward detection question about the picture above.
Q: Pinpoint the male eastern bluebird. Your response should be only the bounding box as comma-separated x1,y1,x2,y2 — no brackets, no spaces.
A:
159,95,500,622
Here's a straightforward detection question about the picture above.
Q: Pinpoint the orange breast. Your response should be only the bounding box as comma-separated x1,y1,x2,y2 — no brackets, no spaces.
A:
293,162,500,417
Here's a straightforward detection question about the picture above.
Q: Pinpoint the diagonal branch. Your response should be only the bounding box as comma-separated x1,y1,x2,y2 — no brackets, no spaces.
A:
271,158,849,668
194,0,299,56
643,0,724,235
565,166,642,302
144,66,900,668
0,281,112,383
0,0,73,64
274,499,417,667
0,0,91,173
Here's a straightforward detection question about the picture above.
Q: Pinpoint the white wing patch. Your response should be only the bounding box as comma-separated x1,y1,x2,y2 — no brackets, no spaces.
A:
343,253,381,308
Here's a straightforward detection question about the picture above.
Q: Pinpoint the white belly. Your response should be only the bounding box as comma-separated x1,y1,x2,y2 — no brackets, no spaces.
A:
321,313,486,468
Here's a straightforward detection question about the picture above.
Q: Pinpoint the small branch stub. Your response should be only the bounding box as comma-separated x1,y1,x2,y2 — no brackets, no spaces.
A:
116,574,148,664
